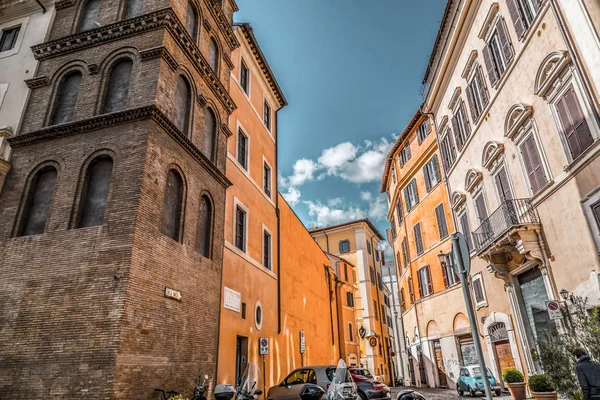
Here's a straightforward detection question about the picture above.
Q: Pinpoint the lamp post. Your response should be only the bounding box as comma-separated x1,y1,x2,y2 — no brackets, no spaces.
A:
438,233,493,400
560,288,576,339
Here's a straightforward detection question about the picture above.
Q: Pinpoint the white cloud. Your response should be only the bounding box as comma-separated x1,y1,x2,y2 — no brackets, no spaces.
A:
327,197,344,207
366,193,389,221
304,200,366,228
289,158,318,187
360,191,373,201
318,142,358,172
282,186,302,206
379,241,394,264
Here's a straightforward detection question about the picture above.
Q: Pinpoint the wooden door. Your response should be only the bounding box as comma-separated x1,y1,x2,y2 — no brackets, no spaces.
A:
433,340,448,387
495,340,515,383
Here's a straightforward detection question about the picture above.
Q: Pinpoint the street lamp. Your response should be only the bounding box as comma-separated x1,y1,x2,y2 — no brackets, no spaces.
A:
560,288,569,301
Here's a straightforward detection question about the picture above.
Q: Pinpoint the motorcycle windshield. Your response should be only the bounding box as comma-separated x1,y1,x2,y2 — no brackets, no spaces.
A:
327,359,350,400
238,362,260,396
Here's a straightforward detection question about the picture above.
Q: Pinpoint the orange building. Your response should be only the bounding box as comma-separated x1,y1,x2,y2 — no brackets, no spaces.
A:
217,23,340,394
381,111,466,389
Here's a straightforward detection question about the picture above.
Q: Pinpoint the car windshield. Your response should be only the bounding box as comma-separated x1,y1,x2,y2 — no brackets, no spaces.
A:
470,367,494,378
350,369,373,379
326,367,353,383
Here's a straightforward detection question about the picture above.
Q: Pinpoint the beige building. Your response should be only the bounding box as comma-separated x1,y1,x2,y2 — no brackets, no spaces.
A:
422,0,600,386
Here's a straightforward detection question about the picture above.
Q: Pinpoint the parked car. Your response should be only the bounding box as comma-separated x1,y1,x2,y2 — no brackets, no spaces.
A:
267,365,358,400
349,368,391,400
396,390,426,400
457,366,502,397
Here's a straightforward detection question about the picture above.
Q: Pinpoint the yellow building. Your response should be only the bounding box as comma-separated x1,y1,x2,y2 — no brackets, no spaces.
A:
217,23,340,394
310,219,394,385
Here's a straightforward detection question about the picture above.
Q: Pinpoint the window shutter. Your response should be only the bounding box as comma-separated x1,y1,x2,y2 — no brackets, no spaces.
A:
425,118,432,133
557,86,594,159
520,135,547,194
482,43,500,87
494,168,513,201
435,204,448,239
406,144,412,161
475,194,489,222
417,270,424,297
466,82,478,123
451,115,464,150
507,0,527,39
426,266,433,295
413,180,419,204
460,100,472,136
441,261,449,288
423,164,432,192
478,66,490,106
432,155,441,182
497,17,515,64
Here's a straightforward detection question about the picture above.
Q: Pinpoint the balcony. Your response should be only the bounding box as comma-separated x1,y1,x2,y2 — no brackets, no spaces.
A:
472,199,540,254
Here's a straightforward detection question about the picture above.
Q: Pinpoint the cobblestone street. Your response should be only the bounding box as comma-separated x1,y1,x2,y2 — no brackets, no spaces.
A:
390,386,512,399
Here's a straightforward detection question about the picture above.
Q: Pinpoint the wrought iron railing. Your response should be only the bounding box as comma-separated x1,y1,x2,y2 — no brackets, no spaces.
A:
472,198,540,253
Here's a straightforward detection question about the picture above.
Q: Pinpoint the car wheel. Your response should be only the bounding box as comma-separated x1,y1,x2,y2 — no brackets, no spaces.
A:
457,388,464,396
358,392,367,400
495,389,502,397
469,388,476,397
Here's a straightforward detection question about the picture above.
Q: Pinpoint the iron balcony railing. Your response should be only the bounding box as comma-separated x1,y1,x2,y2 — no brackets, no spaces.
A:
472,198,540,253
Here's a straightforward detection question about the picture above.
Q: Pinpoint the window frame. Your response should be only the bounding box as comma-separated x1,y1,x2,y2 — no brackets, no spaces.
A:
208,37,220,73
417,265,433,298
434,203,449,240
346,291,355,307
423,155,441,192
240,59,250,95
263,100,272,131
451,99,471,151
471,272,488,308
262,225,273,270
440,127,457,171
195,194,214,258
582,188,600,254
466,63,489,123
76,156,114,229
17,164,59,237
515,129,551,197
404,179,419,211
458,209,474,253
233,198,249,253
399,145,412,167
236,127,249,171
492,163,515,203
413,222,424,255
339,239,350,254
160,168,186,242
0,25,21,54
263,158,272,198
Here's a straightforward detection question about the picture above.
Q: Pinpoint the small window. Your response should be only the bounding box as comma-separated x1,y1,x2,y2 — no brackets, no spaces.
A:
369,267,375,284
399,145,412,167
51,71,83,125
124,0,143,19
413,222,424,255
423,155,441,192
186,2,199,41
349,323,354,342
237,129,248,170
339,239,350,254
554,84,594,160
235,205,246,252
373,300,379,320
19,167,58,236
263,163,271,197
195,195,213,257
435,203,449,240
203,108,217,162
0,26,20,53
343,263,348,281
440,129,457,171
472,273,488,307
79,0,101,32
241,302,246,319
161,169,184,241
519,134,548,195
255,302,262,330
466,65,489,123
483,18,514,87
346,291,354,307
77,157,113,228
416,118,432,144
507,0,541,39
263,230,272,269
366,241,372,254
174,75,192,136
209,37,219,72
417,266,433,297
451,100,471,151
102,59,133,114
264,101,271,131
403,179,419,211
240,60,250,94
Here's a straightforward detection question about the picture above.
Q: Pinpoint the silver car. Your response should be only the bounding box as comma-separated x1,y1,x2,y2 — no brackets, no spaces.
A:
267,365,358,400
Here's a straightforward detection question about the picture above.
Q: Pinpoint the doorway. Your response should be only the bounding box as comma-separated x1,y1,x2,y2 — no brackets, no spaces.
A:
432,340,448,388
408,352,416,386
235,336,249,386
417,345,428,387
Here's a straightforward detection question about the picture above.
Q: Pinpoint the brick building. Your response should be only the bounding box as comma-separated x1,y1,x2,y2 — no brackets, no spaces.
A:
0,0,239,398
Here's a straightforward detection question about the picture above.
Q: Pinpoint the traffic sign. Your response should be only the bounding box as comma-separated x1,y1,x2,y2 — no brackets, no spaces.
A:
259,337,269,355
452,232,471,276
300,331,306,354
546,301,562,320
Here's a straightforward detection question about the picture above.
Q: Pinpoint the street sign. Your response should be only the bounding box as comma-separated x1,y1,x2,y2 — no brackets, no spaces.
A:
259,337,269,355
452,232,471,276
300,330,306,354
164,287,182,301
546,301,562,320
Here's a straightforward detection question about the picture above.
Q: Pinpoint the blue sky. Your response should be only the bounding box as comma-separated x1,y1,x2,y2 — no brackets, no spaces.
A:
235,0,447,254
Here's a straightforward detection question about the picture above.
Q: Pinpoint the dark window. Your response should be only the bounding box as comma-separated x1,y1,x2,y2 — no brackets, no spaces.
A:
19,167,58,236
440,130,457,171
555,85,594,160
263,230,271,269
78,157,113,228
441,257,459,288
349,324,354,342
161,170,184,241
520,134,548,195
507,0,540,39
79,0,101,32
195,195,213,257
241,302,246,319
390,216,396,239
417,266,433,297
102,59,133,114
203,108,217,161
592,200,600,233
343,263,348,281
473,277,486,304
174,75,192,136
435,203,449,240
416,118,432,144
366,241,372,254
235,206,246,252
339,239,350,253
399,145,412,167
237,129,248,170
374,300,379,320
209,38,219,72
423,155,441,192
51,71,82,125
400,288,406,312
382,305,387,324
124,0,143,19
369,267,376,284
401,238,409,268
240,61,250,94
466,65,489,123
414,223,424,255
263,163,271,196
0,26,20,52
396,200,403,224
186,2,199,40
483,18,514,87
375,250,380,262
346,291,354,307
495,167,513,202
264,101,271,131
451,100,471,151
404,179,419,211
459,212,473,252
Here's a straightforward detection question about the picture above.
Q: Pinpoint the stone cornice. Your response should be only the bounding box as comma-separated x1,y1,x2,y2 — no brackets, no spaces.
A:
140,46,179,72
228,0,239,12
9,106,232,188
31,9,237,114
55,0,75,10
204,0,240,50
25,76,50,89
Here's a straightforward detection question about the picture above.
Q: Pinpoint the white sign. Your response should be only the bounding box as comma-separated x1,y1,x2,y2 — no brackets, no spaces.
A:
224,287,241,312
165,287,182,301
300,330,306,354
260,337,269,355
546,301,562,320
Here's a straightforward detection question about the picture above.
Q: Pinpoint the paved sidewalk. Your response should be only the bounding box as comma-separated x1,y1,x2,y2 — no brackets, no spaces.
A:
390,386,512,399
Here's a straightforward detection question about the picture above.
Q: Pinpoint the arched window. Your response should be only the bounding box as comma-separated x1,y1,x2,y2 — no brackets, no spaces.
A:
186,2,199,41
77,157,113,228
174,75,192,136
79,0,101,32
51,71,82,125
124,0,143,19
203,108,216,161
161,169,184,241
103,59,133,114
195,195,213,257
19,166,58,236
209,38,219,72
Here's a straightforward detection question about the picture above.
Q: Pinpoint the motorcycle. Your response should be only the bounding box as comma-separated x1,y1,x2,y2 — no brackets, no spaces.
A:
326,359,357,400
192,374,210,400
215,363,263,400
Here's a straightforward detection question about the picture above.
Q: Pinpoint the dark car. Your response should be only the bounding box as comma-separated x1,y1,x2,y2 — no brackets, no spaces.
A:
267,365,358,400
396,390,426,400
349,368,391,400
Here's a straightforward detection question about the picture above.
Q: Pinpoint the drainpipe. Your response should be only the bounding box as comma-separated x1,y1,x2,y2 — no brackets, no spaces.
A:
34,0,47,13
323,230,330,253
325,265,335,346
275,111,282,334
388,270,406,382
333,262,344,360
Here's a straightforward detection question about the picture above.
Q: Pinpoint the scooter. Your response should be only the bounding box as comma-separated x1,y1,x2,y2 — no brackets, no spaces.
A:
215,363,263,400
192,374,210,400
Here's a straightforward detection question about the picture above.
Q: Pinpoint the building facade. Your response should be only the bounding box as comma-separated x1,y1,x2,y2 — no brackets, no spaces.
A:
217,23,341,393
382,259,408,386
381,111,465,389
310,219,394,385
0,0,55,190
423,0,600,385
0,0,239,398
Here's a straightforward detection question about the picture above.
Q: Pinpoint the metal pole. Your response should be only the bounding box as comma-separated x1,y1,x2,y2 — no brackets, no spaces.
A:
452,234,493,400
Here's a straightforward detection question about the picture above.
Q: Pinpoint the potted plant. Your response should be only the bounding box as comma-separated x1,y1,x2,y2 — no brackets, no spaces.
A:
502,368,527,400
529,374,558,400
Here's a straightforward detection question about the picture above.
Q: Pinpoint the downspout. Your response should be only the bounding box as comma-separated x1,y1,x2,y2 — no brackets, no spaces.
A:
275,111,282,334
323,230,330,253
388,269,406,381
334,262,344,359
325,265,335,346
34,0,47,13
